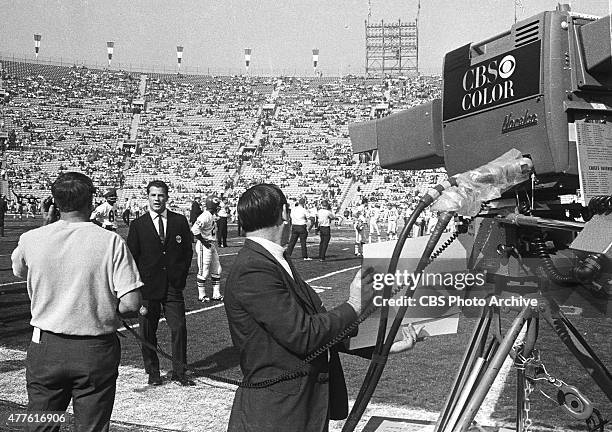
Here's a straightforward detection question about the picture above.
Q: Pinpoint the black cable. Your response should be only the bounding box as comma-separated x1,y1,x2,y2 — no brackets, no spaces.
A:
343,210,456,432
122,179,462,394
532,237,576,285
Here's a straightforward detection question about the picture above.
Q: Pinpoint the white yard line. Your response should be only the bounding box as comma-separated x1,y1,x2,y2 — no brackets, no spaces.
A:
0,280,25,287
305,265,360,283
118,264,361,331
118,302,225,332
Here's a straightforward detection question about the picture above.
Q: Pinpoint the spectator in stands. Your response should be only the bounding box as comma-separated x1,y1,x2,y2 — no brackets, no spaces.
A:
286,198,311,260
11,172,142,430
317,200,337,262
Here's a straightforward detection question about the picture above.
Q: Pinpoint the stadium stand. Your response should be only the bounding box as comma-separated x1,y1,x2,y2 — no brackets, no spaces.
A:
0,57,444,223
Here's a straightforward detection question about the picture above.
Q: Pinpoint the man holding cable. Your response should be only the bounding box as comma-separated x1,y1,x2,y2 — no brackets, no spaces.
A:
224,183,418,432
11,172,143,431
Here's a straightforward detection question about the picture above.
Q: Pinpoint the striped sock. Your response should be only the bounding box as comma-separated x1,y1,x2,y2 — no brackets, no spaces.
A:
212,277,221,299
197,278,207,299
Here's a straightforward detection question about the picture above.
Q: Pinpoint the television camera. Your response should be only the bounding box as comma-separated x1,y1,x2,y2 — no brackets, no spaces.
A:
346,4,612,432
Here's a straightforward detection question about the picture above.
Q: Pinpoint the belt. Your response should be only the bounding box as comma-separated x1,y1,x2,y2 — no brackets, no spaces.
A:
39,329,116,340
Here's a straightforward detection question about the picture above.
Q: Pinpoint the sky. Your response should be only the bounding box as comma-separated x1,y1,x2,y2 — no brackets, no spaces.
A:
0,0,610,76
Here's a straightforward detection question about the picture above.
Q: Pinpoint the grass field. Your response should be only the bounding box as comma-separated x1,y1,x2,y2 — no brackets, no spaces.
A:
1,217,611,432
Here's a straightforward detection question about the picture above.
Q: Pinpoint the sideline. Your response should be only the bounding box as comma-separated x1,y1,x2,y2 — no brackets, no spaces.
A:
191,252,238,260
0,281,25,287
117,265,361,332
118,303,225,332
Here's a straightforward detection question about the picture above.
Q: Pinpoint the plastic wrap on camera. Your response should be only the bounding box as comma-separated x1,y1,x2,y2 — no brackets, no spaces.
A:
431,149,533,216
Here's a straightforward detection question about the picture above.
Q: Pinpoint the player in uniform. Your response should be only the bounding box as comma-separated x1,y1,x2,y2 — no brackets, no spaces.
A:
353,211,367,257
367,202,381,243
386,204,400,240
191,196,223,302
90,188,118,231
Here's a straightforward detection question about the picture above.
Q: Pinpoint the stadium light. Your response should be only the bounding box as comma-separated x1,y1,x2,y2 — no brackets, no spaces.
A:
244,48,252,74
177,46,183,73
107,41,115,67
312,48,319,76
34,34,42,60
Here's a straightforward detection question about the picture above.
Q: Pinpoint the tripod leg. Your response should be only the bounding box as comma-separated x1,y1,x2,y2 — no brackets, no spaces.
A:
516,317,537,432
435,306,494,432
454,306,531,432
547,308,612,402
517,366,525,432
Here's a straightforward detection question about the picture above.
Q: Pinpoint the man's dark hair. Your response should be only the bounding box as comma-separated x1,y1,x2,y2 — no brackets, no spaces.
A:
146,180,169,195
238,183,287,233
51,172,95,212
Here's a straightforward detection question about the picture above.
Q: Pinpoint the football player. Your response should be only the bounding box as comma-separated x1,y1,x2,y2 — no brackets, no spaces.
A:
191,195,223,302
90,188,118,231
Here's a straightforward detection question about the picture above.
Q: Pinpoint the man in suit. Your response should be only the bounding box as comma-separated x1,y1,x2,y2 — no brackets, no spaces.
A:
224,183,419,432
127,180,195,387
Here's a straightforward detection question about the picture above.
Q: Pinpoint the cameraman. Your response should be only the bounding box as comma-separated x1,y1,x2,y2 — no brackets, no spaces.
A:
11,172,143,432
224,184,418,432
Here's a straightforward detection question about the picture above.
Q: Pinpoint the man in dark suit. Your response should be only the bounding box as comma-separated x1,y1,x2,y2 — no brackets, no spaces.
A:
224,184,418,432
127,180,195,387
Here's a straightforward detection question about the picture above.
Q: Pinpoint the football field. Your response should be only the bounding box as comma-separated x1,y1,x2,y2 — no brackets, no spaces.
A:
1,218,611,431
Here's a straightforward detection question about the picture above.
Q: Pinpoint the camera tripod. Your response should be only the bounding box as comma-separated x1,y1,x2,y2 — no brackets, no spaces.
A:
434,278,612,432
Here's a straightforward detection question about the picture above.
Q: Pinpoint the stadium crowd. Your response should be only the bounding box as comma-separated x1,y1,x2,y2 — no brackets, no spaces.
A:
1,59,444,226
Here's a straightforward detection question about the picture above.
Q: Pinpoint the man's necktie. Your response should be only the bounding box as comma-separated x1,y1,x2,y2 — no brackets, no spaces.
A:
158,214,165,243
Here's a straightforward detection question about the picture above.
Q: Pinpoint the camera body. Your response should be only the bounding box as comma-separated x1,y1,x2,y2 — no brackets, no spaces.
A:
349,5,612,289
43,196,61,220
350,5,612,200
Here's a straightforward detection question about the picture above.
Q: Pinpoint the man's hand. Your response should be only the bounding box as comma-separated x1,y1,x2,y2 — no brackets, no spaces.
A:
347,266,375,314
43,203,60,226
390,324,420,354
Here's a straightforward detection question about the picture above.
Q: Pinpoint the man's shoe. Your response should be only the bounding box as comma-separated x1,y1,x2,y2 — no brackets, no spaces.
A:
303,257,312,261
171,375,196,386
148,375,163,386
199,296,211,303
212,296,224,302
